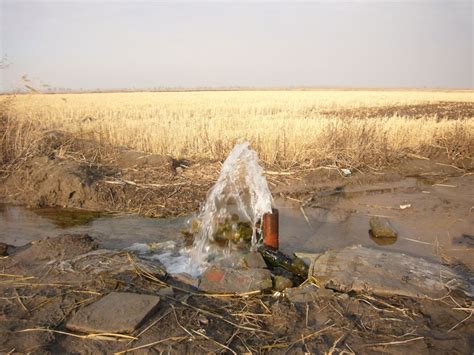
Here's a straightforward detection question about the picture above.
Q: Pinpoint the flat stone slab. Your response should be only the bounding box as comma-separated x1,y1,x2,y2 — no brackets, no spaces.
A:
199,265,272,294
59,249,167,279
67,292,160,334
310,245,470,299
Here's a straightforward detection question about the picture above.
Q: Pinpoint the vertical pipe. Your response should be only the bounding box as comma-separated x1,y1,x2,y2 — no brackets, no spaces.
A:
263,208,279,249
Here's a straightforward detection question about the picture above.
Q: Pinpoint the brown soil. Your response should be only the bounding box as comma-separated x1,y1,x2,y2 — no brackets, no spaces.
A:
322,101,474,120
1,130,472,219
0,128,473,353
1,234,472,354
0,131,219,217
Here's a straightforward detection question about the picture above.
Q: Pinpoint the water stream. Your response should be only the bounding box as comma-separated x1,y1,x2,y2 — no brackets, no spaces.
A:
1,144,472,274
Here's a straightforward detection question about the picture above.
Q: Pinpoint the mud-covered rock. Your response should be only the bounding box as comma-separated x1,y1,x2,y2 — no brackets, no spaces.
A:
285,284,319,303
0,242,9,256
273,275,293,291
369,217,397,238
13,234,98,269
309,245,471,298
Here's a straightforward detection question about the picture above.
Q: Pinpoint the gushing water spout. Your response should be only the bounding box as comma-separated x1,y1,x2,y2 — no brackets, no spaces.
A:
189,142,273,272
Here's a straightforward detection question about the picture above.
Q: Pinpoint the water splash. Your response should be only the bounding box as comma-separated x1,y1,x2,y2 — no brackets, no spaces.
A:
130,142,273,277
189,142,273,271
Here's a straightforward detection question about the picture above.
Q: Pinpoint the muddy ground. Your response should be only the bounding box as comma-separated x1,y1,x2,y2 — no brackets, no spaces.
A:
0,112,473,353
0,234,472,354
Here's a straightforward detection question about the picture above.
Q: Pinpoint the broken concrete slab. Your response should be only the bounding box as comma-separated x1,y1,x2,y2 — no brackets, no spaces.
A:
310,245,470,299
66,292,160,334
199,265,272,294
369,217,397,238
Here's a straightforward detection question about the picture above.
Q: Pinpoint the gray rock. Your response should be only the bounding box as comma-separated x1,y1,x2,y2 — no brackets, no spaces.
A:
285,284,319,303
243,252,267,269
158,286,174,297
369,217,397,238
217,251,267,269
172,273,200,289
309,245,470,298
199,265,272,294
273,275,293,291
66,292,160,334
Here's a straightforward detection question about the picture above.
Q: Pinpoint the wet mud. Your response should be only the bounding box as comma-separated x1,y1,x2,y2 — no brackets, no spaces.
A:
1,129,473,353
0,234,473,354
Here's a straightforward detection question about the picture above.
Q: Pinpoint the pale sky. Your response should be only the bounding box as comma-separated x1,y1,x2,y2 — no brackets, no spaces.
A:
1,0,473,92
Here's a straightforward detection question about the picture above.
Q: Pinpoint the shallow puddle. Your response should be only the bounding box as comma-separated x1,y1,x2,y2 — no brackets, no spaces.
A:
0,204,189,250
1,174,472,271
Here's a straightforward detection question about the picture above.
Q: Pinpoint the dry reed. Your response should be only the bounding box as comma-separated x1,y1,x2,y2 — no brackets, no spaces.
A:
2,90,473,169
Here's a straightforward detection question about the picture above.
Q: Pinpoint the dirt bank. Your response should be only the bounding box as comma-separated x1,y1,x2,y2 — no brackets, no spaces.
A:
0,234,472,353
0,131,218,217
1,130,472,219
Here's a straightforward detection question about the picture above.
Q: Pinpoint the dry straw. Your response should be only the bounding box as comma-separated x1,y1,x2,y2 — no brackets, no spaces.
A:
2,90,473,169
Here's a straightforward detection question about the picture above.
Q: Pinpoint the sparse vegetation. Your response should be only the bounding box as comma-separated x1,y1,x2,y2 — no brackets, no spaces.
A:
2,90,474,169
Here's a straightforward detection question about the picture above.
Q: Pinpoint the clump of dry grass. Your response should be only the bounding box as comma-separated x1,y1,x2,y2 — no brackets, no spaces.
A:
4,90,474,169
0,96,44,169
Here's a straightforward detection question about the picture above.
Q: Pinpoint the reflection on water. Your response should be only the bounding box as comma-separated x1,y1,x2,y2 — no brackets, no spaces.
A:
1,185,470,269
0,204,189,250
32,208,107,228
369,233,397,246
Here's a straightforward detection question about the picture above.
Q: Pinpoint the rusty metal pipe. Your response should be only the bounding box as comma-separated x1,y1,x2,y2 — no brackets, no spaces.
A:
263,208,279,250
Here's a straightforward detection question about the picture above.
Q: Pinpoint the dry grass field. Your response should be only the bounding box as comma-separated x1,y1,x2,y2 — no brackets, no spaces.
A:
2,90,474,169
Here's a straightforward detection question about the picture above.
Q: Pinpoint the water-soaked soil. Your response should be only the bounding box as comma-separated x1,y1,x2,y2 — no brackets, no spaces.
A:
1,131,473,353
0,234,472,354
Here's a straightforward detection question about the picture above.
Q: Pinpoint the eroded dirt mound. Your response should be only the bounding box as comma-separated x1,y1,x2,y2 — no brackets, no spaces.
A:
0,132,217,216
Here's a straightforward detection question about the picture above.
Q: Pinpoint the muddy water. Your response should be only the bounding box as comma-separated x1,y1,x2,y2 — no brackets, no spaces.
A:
278,175,474,269
0,205,189,250
1,176,473,269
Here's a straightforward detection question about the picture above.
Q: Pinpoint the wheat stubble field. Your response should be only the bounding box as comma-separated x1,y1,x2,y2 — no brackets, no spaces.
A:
5,89,474,169
1,90,474,353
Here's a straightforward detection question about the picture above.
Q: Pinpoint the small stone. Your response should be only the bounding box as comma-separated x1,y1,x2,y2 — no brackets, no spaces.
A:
199,265,272,294
285,284,318,303
0,242,9,256
66,292,160,334
158,286,174,297
316,287,335,299
273,275,293,291
369,217,397,238
243,252,267,269
337,293,350,301
172,273,200,289
198,315,209,325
